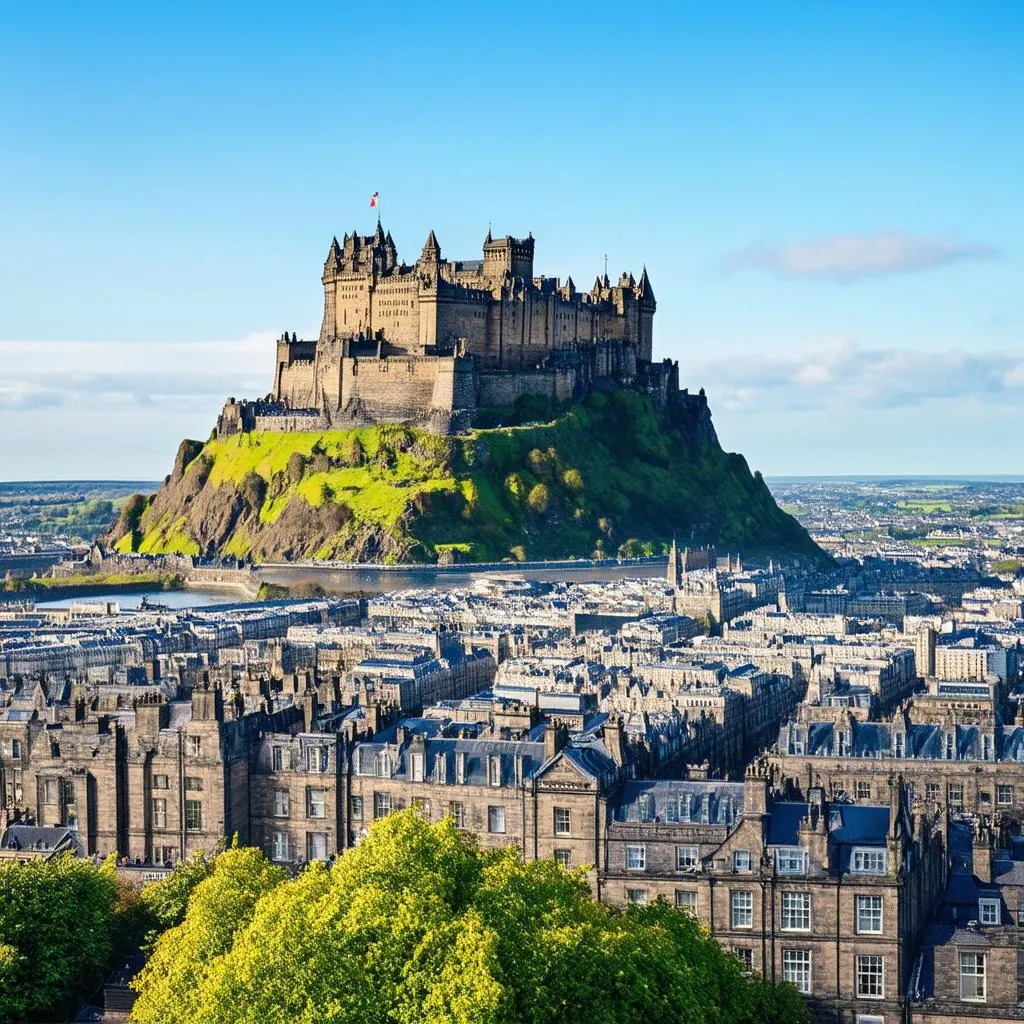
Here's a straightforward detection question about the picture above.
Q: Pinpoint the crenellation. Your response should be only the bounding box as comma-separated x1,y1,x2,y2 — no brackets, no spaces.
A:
217,223,697,439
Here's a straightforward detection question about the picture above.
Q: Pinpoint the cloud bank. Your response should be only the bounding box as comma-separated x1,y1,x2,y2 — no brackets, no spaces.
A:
724,232,1000,282
688,339,1024,413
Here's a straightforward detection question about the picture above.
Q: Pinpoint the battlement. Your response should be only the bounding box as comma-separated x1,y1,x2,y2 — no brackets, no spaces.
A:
218,224,684,438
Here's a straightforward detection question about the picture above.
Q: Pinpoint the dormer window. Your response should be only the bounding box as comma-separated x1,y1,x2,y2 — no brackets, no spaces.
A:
978,897,1000,926
409,752,424,783
945,734,955,760
852,848,887,875
894,734,903,758
488,756,502,787
679,796,691,822
774,847,808,874
455,752,466,785
638,794,653,822
375,751,391,778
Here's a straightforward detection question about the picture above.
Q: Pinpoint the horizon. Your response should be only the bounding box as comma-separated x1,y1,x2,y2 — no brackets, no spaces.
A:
1,2,1021,478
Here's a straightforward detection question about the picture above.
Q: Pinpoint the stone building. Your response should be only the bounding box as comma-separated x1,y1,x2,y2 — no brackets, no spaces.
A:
603,772,947,1024
216,224,718,437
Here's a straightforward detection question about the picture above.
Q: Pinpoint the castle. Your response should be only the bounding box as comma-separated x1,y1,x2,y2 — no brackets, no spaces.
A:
219,224,709,436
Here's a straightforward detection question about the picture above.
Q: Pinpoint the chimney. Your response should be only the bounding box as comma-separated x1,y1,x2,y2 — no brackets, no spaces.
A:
743,766,771,816
973,818,994,884
302,689,319,733
544,720,567,762
603,715,625,767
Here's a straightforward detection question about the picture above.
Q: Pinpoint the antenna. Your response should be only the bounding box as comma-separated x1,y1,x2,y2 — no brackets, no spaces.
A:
604,253,608,277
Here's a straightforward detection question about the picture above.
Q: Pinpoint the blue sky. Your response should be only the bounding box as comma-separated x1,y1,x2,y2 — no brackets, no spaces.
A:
1,1,1021,479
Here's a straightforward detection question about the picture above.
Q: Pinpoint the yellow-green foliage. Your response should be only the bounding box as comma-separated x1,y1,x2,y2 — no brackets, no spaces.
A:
118,393,820,565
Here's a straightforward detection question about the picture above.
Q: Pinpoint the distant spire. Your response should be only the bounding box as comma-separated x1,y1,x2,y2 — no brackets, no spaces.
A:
638,265,656,304
423,229,440,252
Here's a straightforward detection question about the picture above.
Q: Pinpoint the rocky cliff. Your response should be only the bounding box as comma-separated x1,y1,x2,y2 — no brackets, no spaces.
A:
108,391,820,564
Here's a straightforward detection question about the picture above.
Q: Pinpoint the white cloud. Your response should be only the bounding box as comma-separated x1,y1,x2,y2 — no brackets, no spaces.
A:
0,334,275,411
724,232,1001,282
689,340,1024,413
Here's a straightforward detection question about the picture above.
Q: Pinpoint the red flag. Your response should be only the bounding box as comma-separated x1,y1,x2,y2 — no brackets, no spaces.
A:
369,192,379,207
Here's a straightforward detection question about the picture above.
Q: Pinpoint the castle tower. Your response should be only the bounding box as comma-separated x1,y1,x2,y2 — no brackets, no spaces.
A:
483,232,535,284
637,266,656,363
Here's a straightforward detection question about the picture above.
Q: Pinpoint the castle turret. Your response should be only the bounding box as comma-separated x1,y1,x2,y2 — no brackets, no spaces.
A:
637,266,656,363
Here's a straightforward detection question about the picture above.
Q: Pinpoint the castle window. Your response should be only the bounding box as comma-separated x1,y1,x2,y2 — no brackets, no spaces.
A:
187,736,201,758
998,784,1013,806
373,792,391,819
554,807,571,836
273,790,290,817
184,776,203,792
626,888,648,906
555,849,572,869
409,752,424,783
487,806,506,834
152,774,169,790
349,795,363,822
733,850,752,872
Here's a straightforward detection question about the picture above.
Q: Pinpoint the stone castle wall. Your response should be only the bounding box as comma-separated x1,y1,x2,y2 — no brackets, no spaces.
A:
215,226,685,440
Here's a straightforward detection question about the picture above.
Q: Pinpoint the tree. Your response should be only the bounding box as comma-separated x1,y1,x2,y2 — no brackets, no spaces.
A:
527,483,549,516
131,811,808,1024
0,854,121,1023
130,847,286,1024
139,847,220,946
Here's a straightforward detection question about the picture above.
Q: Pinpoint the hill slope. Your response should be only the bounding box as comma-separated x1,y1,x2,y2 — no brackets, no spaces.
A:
109,392,820,564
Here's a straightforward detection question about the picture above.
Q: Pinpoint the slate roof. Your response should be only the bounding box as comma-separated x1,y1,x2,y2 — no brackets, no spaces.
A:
613,779,744,825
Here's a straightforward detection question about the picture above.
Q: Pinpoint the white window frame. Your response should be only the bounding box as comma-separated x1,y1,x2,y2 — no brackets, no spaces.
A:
855,954,884,999
373,791,391,819
554,848,572,868
448,801,465,829
554,807,571,836
775,847,808,875
306,831,328,861
959,951,986,1003
675,889,697,914
626,887,648,906
781,891,811,931
271,830,289,862
306,787,326,819
731,889,753,929
782,948,811,994
855,894,883,934
626,845,646,871
487,805,506,834
978,897,1000,926
409,752,424,783
997,783,1013,806
151,797,167,830
733,849,752,872
852,848,887,875
488,756,502,788
273,789,290,817
676,845,699,872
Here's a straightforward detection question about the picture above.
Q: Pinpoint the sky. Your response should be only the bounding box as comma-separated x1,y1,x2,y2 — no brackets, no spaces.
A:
1,1,1021,480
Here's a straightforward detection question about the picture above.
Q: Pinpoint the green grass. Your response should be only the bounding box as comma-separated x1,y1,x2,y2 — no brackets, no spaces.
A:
113,392,822,564
896,499,953,513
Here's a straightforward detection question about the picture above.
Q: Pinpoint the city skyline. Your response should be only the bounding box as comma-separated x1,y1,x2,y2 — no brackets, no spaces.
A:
1,2,1021,479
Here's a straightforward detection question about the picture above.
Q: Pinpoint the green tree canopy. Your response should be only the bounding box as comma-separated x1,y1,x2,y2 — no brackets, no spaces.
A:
131,811,808,1024
0,854,122,1023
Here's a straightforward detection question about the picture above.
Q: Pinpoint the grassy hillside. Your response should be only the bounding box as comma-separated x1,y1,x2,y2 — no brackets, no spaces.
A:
109,392,820,564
